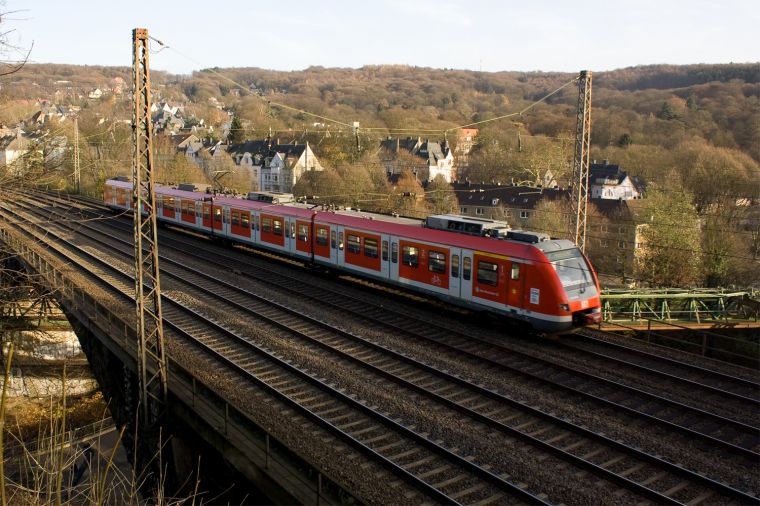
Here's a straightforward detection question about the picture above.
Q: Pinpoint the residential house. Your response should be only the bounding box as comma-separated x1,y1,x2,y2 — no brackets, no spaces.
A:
170,134,203,161
29,102,67,126
589,160,646,200
380,136,456,183
88,88,103,99
227,137,325,193
0,129,28,167
454,128,478,170
452,182,567,226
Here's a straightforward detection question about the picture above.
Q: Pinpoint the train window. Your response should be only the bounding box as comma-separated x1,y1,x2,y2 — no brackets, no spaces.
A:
382,240,388,261
165,198,174,212
290,221,296,239
298,224,308,242
463,257,471,281
262,217,272,233
231,211,240,226
391,242,398,263
428,251,446,273
273,219,283,236
346,235,361,254
477,261,499,286
402,246,419,268
331,231,337,249
364,238,378,258
253,215,259,231
316,228,329,246
214,208,222,222
242,214,250,228
511,263,520,280
203,206,210,219
338,232,344,250
451,254,460,278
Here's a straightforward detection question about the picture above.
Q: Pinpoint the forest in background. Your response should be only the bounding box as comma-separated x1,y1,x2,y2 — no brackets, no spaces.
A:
1,62,759,288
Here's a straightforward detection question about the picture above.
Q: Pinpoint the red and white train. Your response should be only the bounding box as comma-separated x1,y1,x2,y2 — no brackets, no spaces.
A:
104,178,602,333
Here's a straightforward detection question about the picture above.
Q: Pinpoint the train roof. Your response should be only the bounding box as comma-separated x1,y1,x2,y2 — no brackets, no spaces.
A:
106,179,576,261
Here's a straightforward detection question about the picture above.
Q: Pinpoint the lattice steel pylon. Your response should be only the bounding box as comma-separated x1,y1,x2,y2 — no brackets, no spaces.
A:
571,70,593,252
73,118,80,193
131,27,168,454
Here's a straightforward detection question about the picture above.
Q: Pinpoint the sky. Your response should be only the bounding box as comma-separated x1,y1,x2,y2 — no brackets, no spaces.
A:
6,0,760,75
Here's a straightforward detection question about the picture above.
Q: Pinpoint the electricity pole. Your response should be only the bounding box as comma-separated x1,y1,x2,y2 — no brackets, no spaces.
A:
571,70,592,252
73,118,80,193
131,27,169,489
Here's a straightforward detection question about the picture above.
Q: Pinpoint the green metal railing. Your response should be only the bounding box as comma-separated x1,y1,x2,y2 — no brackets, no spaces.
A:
600,288,759,323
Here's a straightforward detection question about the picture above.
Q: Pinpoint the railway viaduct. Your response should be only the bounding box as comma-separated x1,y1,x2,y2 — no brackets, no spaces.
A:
0,197,353,504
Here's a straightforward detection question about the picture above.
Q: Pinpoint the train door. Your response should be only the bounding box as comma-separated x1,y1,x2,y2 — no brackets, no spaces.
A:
448,248,461,298
380,235,390,280
335,226,345,268
195,202,203,229
388,237,399,281
286,218,296,254
459,250,473,302
507,260,525,309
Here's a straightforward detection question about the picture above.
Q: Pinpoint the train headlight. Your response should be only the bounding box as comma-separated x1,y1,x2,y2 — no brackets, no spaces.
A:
558,303,570,312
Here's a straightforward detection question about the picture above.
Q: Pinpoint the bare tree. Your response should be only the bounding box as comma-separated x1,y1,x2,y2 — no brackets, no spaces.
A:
0,6,33,77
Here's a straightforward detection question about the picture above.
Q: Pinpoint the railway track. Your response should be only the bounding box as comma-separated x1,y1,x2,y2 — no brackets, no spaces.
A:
5,194,545,504
4,190,759,504
565,330,759,401
47,193,760,452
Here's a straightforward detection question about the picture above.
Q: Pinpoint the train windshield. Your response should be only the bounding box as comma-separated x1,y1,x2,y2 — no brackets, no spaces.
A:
545,248,597,298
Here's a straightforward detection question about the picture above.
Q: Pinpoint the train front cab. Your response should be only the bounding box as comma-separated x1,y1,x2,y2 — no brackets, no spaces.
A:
543,247,602,329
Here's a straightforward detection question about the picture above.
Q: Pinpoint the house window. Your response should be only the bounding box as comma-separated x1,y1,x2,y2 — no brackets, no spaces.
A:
477,261,499,286
428,251,446,273
347,234,361,254
460,207,468,214
475,207,484,215
519,211,529,219
618,241,627,249
491,198,499,205
402,246,419,267
364,238,378,258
